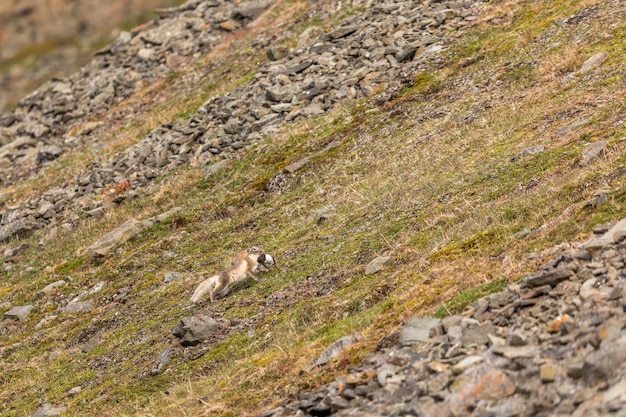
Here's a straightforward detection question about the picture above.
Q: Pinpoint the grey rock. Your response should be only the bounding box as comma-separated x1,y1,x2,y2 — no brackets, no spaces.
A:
32,404,67,417
461,322,496,347
3,305,34,321
35,280,67,299
452,355,484,374
578,51,608,73
401,317,442,346
163,272,181,283
172,316,224,347
0,220,38,243
150,347,171,375
587,218,626,250
580,140,607,166
364,256,392,275
571,248,592,260
308,335,359,369
62,300,93,313
267,45,289,61
81,332,101,353
492,345,539,359
520,269,571,288
582,335,626,384
506,332,526,346
3,243,29,258
87,218,146,257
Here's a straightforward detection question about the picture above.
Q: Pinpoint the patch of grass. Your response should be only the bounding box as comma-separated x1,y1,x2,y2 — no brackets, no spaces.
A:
432,277,508,318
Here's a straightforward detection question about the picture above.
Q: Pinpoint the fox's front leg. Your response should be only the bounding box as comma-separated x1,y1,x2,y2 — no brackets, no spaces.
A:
247,270,261,281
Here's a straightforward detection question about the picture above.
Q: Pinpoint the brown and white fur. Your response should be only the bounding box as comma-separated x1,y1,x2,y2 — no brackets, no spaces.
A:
190,247,271,303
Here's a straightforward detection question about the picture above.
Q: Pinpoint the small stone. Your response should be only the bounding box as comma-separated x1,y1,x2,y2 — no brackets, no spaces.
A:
571,248,592,260
163,272,180,283
429,361,449,373
87,218,146,257
3,305,34,321
460,322,495,347
579,278,598,300
582,335,626,384
546,315,571,333
62,300,93,313
365,256,392,275
580,140,607,166
566,362,584,379
267,45,289,61
137,48,153,60
308,335,359,369
578,51,608,73
614,230,626,243
452,356,484,374
521,269,571,288
32,404,68,417
345,371,372,385
172,316,224,347
35,280,67,299
587,218,626,250
448,370,515,414
492,345,539,359
603,379,626,405
68,386,82,396
150,347,171,375
506,332,526,346
81,332,101,353
218,20,239,31
540,363,564,383
400,317,442,345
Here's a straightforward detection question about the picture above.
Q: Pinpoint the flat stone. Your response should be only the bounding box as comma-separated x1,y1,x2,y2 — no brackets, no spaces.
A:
506,332,526,346
172,316,224,347
587,218,626,250
32,404,68,417
62,300,93,313
579,278,599,300
578,51,608,73
400,317,442,346
452,356,484,374
571,248,592,260
34,280,67,299
308,335,359,369
0,219,38,243
580,140,607,166
603,379,626,405
163,272,180,283
582,335,626,384
540,363,564,382
492,345,539,359
329,25,359,40
3,305,34,321
87,218,146,257
520,269,571,288
150,347,171,375
365,256,392,275
460,322,496,347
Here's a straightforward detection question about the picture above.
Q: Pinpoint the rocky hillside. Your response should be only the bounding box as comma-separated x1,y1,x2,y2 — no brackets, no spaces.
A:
0,0,182,112
1,0,625,416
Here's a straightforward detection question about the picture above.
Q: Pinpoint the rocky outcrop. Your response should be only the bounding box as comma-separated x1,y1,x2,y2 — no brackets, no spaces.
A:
258,223,626,417
0,0,479,244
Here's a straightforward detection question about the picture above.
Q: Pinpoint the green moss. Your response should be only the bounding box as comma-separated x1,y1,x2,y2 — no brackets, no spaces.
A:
430,228,505,262
432,277,507,318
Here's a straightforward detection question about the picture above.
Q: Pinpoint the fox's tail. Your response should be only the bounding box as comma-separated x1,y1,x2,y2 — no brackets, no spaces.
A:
190,275,219,303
